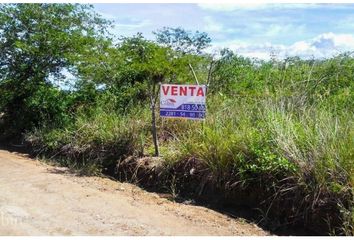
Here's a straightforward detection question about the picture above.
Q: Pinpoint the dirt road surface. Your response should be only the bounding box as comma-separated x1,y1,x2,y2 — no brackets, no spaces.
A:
0,149,269,236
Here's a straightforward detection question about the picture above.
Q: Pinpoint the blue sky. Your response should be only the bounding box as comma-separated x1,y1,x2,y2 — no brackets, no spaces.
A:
93,3,354,60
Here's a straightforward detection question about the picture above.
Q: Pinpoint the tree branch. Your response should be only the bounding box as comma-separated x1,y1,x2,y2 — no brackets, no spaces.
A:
207,60,214,87
188,63,199,85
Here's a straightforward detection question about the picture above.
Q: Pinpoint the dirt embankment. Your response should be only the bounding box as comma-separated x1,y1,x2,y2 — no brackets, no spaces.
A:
0,149,268,236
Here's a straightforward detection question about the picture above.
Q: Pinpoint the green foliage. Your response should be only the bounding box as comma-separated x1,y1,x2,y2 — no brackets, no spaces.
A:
0,83,77,137
153,27,211,55
210,49,257,94
118,34,176,85
27,105,150,174
0,4,353,234
0,3,110,135
163,96,300,180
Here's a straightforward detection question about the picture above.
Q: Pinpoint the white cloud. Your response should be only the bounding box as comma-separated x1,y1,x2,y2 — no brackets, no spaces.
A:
197,3,318,12
264,24,306,38
211,32,354,60
314,32,354,49
114,19,152,30
203,16,224,32
198,3,268,11
203,16,238,35
97,11,117,20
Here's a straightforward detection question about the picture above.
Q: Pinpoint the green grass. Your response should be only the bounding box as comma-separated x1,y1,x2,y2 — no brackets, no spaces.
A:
157,94,353,234
162,95,353,187
27,106,151,174
24,55,354,235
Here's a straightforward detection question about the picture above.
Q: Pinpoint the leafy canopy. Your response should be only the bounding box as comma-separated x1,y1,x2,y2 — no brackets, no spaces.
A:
0,3,110,134
153,27,211,55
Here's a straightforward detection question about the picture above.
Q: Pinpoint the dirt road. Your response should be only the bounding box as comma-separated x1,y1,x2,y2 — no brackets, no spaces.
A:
0,149,268,236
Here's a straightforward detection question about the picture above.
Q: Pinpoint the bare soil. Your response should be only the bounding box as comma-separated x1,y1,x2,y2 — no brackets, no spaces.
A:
0,149,269,236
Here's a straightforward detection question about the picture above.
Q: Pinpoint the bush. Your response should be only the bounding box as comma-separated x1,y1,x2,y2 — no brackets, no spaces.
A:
26,105,150,174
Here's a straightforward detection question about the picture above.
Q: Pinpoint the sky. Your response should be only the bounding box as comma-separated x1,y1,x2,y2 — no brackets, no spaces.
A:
94,3,354,60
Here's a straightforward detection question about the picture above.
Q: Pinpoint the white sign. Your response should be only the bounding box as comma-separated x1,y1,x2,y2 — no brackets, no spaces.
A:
160,84,206,120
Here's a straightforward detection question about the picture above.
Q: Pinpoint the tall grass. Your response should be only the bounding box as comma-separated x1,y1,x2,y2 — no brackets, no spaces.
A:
27,106,150,174
157,93,353,233
24,55,354,234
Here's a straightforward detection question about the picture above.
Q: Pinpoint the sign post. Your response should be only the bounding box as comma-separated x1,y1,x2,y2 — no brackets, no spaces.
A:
160,84,206,120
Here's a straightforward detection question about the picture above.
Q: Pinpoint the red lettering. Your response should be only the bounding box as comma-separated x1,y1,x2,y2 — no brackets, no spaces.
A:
162,85,205,97
171,86,178,96
196,87,204,97
180,86,187,96
162,86,170,95
189,86,196,96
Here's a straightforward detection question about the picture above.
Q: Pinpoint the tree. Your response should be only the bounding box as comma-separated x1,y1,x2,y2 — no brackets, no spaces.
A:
210,48,256,94
154,27,213,86
153,27,211,55
0,3,110,136
117,34,176,156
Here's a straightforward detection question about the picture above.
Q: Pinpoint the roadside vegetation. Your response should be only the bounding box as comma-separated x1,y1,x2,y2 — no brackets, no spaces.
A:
1,4,353,235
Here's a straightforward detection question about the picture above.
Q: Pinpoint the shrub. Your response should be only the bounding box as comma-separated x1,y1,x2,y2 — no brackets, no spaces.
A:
26,106,150,174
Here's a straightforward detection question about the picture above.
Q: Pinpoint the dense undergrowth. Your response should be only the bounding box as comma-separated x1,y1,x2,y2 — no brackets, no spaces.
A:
24,55,354,235
1,4,353,235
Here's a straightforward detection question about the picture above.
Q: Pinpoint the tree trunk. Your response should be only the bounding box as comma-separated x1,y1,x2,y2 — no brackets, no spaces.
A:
150,83,159,157
151,102,159,157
